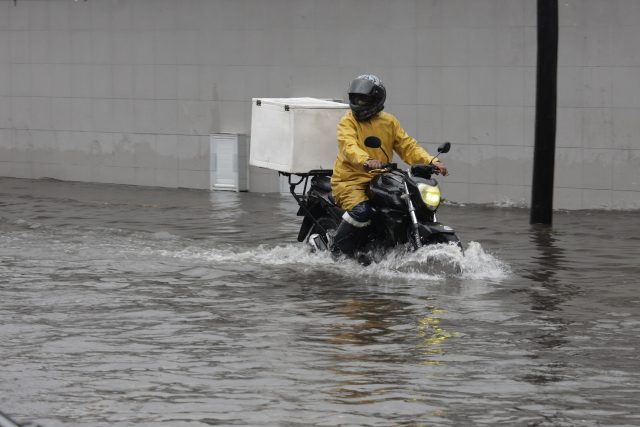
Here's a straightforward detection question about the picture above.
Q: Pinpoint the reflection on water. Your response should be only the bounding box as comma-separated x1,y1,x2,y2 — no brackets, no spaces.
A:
525,225,575,312
520,226,576,385
1,177,640,426
417,302,454,366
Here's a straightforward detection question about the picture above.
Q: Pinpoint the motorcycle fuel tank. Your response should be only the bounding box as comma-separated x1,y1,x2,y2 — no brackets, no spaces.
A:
368,173,405,210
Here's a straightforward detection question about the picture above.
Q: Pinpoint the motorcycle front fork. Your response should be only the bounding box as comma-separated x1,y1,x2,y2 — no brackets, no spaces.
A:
403,182,422,250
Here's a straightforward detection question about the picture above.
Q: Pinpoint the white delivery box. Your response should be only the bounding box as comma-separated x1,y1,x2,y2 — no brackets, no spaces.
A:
249,97,349,174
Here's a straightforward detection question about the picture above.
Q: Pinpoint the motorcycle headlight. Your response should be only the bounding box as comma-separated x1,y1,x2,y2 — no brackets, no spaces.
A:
418,183,441,211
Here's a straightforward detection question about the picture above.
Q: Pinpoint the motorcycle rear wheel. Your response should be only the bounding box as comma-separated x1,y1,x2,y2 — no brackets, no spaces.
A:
307,216,339,247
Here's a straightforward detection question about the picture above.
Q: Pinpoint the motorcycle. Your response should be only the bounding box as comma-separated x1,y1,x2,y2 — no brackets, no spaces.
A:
283,141,462,262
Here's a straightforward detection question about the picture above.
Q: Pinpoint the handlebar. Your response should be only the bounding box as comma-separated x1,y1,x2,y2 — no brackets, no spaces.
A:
366,163,397,173
411,163,440,177
368,163,446,176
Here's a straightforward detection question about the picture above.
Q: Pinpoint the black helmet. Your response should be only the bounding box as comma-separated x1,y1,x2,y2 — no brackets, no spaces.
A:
348,74,386,121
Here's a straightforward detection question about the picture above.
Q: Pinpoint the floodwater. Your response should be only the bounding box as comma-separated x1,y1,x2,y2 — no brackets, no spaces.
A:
1,177,639,427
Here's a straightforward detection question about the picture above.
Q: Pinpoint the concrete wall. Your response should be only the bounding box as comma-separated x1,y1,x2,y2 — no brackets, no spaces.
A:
1,0,639,209
555,0,640,209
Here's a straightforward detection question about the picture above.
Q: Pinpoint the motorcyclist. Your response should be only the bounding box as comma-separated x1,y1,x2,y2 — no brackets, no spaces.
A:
330,74,449,258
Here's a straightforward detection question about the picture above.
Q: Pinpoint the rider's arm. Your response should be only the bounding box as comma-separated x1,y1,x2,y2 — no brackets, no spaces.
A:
391,118,434,165
337,115,370,167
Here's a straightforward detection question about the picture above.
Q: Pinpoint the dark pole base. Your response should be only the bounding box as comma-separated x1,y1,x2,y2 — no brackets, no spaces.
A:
530,0,559,225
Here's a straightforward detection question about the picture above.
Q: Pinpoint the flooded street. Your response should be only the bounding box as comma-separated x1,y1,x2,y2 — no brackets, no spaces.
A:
1,177,639,426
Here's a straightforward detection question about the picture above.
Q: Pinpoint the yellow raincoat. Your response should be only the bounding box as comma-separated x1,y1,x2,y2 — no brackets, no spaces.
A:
331,111,435,211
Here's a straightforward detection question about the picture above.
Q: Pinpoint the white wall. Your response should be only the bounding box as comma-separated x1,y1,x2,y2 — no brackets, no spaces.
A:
554,0,640,209
0,0,639,209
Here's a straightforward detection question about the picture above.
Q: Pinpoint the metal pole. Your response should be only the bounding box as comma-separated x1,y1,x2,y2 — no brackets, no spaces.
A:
530,0,559,225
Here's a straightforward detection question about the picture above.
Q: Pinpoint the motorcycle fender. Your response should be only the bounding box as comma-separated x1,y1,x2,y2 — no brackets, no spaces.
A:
297,215,314,242
418,223,456,237
297,201,332,242
296,192,334,217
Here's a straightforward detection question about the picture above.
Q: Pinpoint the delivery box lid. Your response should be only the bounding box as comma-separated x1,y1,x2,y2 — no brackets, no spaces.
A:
254,97,347,110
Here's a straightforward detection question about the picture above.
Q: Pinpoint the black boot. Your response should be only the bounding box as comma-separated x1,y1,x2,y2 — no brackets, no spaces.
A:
331,214,372,265
332,219,360,257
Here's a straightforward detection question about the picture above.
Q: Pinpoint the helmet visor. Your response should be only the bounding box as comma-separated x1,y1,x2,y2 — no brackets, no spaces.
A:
349,93,372,106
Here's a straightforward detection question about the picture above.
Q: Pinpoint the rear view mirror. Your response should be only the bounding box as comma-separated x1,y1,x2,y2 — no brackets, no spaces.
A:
364,136,382,148
438,142,451,154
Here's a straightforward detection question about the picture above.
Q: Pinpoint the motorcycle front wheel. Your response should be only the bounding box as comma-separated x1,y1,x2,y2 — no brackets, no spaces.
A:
423,232,463,251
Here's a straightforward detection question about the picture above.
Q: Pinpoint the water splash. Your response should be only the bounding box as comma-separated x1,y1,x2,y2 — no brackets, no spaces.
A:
458,241,511,279
1,218,509,283
154,240,509,282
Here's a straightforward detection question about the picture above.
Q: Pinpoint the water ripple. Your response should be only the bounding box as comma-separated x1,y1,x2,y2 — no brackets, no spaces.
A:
1,178,639,426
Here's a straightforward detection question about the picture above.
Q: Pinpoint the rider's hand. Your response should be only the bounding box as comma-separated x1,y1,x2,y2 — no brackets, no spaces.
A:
364,159,384,170
433,161,449,176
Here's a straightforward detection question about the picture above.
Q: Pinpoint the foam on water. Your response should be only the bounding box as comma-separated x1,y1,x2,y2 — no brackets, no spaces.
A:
154,240,510,282
1,218,509,283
